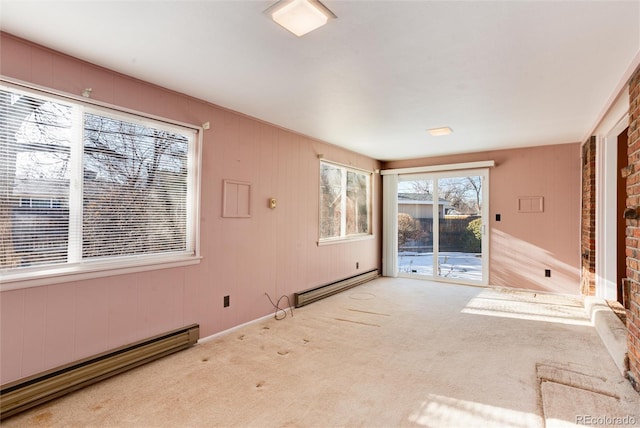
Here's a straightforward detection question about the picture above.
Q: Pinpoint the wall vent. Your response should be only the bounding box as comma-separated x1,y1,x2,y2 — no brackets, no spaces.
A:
1,324,199,420
294,269,379,307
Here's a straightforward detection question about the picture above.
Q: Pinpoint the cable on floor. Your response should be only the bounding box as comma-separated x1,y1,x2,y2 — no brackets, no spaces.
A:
264,293,293,320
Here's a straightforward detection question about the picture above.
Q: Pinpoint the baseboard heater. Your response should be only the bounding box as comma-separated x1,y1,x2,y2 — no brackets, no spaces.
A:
0,323,199,420
294,269,379,307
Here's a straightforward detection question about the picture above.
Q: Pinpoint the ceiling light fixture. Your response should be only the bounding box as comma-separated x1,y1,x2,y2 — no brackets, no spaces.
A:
428,127,453,136
265,0,337,37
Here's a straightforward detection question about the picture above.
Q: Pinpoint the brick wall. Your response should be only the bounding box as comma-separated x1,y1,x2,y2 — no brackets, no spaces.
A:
626,70,640,391
581,136,596,296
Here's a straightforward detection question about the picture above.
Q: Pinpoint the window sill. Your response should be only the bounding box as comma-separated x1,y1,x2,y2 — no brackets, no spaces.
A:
0,255,202,291
317,234,375,246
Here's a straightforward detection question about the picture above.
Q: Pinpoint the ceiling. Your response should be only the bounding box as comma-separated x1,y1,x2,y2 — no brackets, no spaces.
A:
1,1,639,161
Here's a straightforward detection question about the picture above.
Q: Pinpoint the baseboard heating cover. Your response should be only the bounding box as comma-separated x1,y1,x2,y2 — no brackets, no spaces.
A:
0,323,199,420
294,269,379,307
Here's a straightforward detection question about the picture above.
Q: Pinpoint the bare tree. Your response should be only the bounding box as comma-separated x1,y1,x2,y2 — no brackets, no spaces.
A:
320,164,342,238
410,180,432,195
438,176,482,214
346,171,368,234
466,176,482,212
82,114,188,257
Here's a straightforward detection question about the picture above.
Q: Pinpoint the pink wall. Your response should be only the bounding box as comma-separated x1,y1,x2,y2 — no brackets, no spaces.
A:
0,34,382,384
384,143,582,294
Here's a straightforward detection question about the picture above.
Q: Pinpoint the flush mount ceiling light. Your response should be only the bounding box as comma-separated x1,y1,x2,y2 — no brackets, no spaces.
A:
428,127,453,136
265,0,337,37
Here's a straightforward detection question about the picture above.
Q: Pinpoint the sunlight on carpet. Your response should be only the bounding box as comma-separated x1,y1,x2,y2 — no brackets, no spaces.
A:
408,394,540,428
461,289,590,326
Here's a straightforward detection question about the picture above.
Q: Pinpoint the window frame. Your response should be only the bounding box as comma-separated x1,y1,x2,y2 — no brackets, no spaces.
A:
318,160,373,245
0,79,202,291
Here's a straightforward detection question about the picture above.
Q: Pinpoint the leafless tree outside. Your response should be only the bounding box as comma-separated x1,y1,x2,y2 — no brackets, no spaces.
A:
82,114,188,258
320,163,342,238
438,176,482,214
408,177,481,214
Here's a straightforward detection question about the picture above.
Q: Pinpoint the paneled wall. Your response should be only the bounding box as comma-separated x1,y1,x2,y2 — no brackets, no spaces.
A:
0,33,382,384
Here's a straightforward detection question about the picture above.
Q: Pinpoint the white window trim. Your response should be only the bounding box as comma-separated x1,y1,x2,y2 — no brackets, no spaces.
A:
1,255,203,291
380,160,495,176
595,113,628,300
317,234,375,246
318,160,373,245
0,78,203,291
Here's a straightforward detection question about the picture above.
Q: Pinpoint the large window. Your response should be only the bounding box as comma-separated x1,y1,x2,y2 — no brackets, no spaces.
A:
319,161,371,242
0,83,200,286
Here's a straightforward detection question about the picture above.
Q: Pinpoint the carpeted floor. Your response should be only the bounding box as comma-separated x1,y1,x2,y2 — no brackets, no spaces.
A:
3,277,639,427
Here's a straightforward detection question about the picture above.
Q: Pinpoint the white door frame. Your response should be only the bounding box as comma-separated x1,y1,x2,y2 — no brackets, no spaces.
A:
595,114,628,300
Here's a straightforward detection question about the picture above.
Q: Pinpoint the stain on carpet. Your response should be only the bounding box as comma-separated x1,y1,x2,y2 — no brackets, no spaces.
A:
536,363,613,397
334,318,380,327
536,363,639,428
347,308,391,317
348,292,376,300
28,410,53,426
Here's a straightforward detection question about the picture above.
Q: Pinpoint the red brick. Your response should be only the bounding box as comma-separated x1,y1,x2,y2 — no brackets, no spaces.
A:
612,71,640,384
581,137,597,297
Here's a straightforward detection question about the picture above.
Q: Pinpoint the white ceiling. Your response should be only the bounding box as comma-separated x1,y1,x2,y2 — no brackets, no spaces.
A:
1,1,639,161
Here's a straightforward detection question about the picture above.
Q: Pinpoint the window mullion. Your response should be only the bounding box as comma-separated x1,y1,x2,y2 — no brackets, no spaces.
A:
66,106,84,263
185,132,197,254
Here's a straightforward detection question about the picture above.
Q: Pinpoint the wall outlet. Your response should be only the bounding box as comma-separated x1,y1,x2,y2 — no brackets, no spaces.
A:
223,295,230,307
545,269,551,278
356,262,359,269
496,214,501,221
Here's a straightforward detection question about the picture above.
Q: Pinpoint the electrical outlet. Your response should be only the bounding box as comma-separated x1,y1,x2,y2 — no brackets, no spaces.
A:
496,214,501,221
545,269,551,278
356,262,359,269
223,295,230,307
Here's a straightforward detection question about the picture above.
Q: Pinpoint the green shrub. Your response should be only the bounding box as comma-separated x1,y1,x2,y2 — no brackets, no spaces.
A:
462,218,482,253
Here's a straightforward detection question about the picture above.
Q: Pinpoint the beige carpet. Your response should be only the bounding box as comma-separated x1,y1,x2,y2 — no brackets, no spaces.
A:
3,277,639,427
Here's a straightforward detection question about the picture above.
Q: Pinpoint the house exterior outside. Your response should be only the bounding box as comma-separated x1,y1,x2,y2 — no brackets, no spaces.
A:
397,193,450,220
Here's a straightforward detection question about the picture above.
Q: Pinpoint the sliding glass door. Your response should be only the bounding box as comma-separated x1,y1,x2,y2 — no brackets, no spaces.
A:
396,169,488,285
